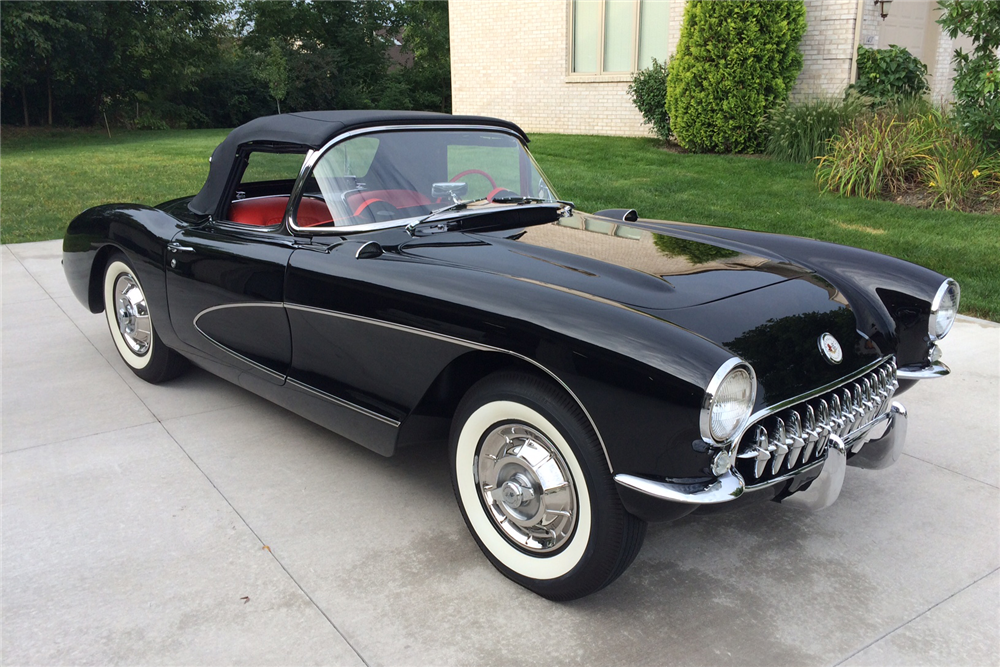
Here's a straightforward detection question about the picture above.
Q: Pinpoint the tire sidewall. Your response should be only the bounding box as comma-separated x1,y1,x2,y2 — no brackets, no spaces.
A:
104,258,153,371
451,375,629,599
454,399,593,580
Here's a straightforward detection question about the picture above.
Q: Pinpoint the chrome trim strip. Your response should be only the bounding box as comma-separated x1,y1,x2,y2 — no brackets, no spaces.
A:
283,303,616,472
614,470,745,505
285,124,527,236
897,361,951,380
286,378,401,428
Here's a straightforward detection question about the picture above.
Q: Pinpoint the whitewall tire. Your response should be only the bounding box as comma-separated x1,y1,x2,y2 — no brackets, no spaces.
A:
102,253,186,383
449,372,646,600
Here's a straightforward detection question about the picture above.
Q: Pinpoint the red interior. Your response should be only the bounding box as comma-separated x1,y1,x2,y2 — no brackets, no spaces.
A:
344,189,432,212
227,190,432,227
228,196,333,227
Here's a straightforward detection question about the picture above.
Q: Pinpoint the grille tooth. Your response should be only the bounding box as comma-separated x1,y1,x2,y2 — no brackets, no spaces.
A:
786,411,805,468
735,359,897,487
771,418,789,474
802,404,819,462
753,425,771,478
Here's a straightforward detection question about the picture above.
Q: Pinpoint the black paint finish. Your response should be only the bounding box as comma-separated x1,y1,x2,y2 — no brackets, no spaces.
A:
63,141,952,521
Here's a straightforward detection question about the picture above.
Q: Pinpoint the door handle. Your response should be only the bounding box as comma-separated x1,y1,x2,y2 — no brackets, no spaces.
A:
168,242,196,253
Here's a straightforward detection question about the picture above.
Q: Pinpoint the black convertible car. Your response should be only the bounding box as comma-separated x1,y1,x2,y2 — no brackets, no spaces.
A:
64,111,958,600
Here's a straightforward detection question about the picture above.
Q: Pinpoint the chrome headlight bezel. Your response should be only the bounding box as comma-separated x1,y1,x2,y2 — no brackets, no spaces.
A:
929,278,960,341
700,358,757,448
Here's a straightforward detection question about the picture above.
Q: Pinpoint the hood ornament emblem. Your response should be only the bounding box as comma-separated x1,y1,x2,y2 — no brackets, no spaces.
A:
818,332,843,364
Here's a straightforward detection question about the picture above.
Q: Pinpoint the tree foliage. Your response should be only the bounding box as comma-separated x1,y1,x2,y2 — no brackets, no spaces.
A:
666,0,807,153
1,0,453,128
937,0,1000,151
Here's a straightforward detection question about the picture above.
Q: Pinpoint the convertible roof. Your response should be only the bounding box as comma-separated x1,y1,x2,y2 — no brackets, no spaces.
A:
188,110,529,215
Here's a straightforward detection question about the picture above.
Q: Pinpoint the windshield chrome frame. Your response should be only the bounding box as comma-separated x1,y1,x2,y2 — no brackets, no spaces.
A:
283,124,547,236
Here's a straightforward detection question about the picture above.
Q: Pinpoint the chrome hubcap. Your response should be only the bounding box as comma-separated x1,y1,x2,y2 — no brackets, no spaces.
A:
113,273,151,355
476,423,577,553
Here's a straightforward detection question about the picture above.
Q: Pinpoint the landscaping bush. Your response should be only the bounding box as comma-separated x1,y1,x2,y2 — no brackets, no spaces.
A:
847,44,929,105
815,111,935,199
937,0,1000,151
764,97,864,163
666,0,807,153
815,106,998,211
627,58,670,143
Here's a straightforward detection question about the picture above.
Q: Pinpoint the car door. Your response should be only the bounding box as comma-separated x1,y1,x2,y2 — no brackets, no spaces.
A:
164,223,295,387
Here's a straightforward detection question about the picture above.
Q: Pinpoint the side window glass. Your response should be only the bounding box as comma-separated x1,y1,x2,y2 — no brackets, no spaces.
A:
238,152,305,193
225,151,306,227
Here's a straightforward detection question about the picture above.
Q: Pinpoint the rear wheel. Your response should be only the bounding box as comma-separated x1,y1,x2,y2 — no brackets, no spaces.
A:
449,372,646,600
103,253,186,383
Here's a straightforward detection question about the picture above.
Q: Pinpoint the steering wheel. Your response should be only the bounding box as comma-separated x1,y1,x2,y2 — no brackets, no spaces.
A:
450,169,497,190
353,197,399,223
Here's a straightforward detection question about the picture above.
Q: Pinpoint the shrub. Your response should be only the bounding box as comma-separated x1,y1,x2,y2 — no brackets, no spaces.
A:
666,0,807,153
919,113,999,210
847,44,929,105
764,97,864,163
627,59,671,142
815,111,935,199
937,0,1000,151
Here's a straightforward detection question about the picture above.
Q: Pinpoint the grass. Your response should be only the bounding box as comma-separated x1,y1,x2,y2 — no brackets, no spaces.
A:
2,128,998,320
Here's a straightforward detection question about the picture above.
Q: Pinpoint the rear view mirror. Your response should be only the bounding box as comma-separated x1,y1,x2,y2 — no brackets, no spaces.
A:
432,182,469,203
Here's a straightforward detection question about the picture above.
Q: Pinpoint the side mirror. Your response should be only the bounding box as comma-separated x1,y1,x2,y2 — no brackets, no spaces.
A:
594,208,638,222
432,182,469,203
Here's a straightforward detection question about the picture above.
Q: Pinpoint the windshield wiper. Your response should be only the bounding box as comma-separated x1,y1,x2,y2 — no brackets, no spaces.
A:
406,197,489,233
490,194,576,211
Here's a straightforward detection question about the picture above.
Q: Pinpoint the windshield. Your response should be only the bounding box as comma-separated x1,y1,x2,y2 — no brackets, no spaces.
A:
297,129,558,229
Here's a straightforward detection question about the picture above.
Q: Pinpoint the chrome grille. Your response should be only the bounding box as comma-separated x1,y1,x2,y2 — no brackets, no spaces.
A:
735,358,898,486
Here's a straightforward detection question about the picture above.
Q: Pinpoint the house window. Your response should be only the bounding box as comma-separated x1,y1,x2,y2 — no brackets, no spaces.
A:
571,0,670,74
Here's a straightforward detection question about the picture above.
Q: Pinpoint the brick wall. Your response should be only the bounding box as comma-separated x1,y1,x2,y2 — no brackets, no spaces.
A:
450,0,652,136
450,0,947,138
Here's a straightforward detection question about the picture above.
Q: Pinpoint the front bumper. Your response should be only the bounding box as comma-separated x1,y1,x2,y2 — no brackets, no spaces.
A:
615,401,908,521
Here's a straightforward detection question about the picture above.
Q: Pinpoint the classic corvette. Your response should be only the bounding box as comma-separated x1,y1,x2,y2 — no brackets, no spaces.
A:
64,110,959,600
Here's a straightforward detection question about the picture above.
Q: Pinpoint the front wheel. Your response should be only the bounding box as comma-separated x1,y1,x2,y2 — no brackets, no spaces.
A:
449,372,646,600
103,253,186,383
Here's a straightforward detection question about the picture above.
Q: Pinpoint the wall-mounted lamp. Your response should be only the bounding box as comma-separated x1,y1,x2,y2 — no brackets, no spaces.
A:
874,0,893,20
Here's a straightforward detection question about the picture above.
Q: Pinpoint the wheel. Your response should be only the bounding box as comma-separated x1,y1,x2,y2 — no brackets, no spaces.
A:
449,372,646,600
103,253,186,383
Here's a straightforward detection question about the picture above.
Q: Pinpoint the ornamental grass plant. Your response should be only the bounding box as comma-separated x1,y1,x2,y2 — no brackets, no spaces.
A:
815,109,935,199
764,97,864,163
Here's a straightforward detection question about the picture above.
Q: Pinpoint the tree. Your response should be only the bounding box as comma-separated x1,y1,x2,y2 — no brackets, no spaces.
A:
257,39,289,114
937,0,1000,150
666,1,807,153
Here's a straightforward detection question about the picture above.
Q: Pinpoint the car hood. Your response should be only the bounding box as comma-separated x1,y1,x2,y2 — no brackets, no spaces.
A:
401,214,881,401
404,213,815,311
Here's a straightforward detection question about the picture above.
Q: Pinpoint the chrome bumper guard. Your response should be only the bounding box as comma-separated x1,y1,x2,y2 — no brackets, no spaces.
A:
614,400,908,510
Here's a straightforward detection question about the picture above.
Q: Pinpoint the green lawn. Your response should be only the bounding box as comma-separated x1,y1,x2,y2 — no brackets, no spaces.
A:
2,128,998,320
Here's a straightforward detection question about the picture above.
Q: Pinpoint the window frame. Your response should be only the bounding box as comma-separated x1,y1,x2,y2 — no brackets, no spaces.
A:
566,0,666,82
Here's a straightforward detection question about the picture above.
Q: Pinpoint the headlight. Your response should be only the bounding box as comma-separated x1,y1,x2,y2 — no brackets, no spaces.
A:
929,278,960,340
701,359,757,445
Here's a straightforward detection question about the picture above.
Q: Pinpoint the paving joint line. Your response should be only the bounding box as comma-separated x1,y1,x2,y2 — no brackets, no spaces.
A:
901,451,1000,490
833,566,1000,666
159,421,371,667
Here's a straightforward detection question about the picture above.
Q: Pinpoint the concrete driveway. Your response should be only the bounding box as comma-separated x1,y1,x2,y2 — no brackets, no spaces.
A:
3,239,998,666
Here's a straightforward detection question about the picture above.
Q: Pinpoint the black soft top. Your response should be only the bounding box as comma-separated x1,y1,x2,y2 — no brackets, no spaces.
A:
188,110,528,215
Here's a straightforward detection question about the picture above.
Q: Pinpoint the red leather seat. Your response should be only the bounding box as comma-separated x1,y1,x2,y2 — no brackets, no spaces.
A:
227,196,334,227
